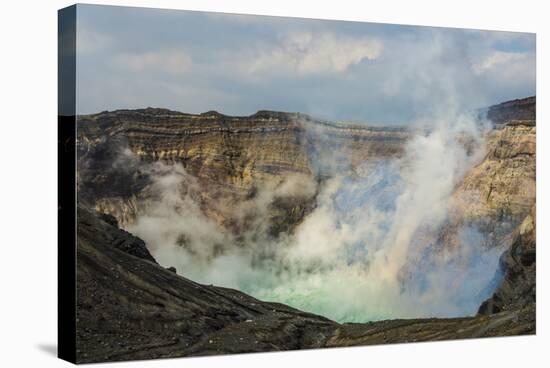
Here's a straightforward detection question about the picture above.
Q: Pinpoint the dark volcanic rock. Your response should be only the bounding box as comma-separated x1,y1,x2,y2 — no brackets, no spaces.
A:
485,96,536,126
78,206,156,263
478,205,536,314
76,205,336,363
76,205,535,363
77,135,151,208
98,212,119,227
328,305,534,347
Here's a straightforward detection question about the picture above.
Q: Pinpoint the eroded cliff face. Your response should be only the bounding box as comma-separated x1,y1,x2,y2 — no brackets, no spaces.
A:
77,109,408,183
77,109,409,228
453,123,536,222
77,98,535,240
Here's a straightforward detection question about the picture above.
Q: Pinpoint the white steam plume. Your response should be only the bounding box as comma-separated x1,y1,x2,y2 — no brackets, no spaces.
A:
125,111,504,323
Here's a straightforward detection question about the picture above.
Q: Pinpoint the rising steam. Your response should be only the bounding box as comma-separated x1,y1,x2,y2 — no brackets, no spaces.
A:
126,111,505,323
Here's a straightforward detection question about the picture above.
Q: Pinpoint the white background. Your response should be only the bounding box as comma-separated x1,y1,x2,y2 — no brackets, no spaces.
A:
0,0,547,366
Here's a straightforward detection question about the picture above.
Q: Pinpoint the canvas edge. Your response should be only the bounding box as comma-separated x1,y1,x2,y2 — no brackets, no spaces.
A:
58,4,77,364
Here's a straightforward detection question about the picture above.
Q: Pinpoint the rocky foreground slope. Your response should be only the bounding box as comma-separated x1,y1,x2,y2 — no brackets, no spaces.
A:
76,206,535,363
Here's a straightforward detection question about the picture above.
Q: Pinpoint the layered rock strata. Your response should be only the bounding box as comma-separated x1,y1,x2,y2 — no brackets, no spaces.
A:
77,109,410,228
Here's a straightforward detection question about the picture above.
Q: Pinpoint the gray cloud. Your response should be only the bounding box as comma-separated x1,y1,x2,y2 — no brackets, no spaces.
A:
75,4,535,124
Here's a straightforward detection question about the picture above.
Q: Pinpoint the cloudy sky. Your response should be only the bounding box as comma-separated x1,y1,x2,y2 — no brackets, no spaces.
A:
75,4,535,124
